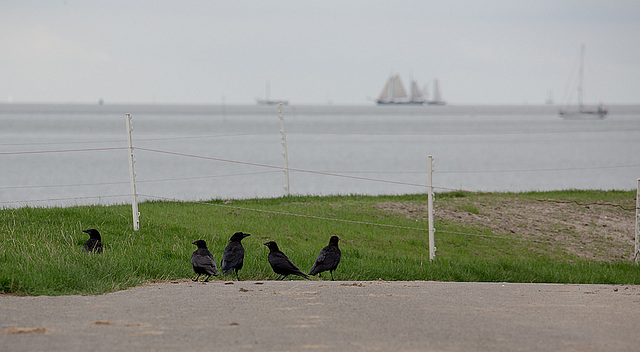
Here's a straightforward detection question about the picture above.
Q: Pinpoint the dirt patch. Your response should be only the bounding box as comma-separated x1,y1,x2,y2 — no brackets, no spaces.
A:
2,327,51,335
375,195,636,261
91,321,116,326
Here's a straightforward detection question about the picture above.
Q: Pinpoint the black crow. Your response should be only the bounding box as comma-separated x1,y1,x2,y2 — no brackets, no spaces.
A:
191,240,218,282
82,229,103,253
221,232,251,279
263,241,310,280
309,235,341,281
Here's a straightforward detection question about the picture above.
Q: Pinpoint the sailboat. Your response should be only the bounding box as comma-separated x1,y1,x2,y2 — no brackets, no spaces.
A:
376,74,426,104
559,45,607,119
545,90,554,105
257,81,289,105
377,74,409,104
427,79,446,105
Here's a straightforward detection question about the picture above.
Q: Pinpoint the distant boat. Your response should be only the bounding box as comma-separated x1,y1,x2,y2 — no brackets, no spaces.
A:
377,74,426,105
257,81,289,105
559,45,607,119
427,79,446,105
545,90,554,105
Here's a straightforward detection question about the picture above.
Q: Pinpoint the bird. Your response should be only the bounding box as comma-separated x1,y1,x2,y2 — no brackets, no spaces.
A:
263,241,310,280
82,229,103,253
309,235,341,281
191,240,218,282
221,232,251,279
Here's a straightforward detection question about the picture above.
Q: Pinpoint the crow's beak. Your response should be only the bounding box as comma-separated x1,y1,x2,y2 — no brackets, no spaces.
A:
82,230,89,234
191,241,197,245
243,233,251,238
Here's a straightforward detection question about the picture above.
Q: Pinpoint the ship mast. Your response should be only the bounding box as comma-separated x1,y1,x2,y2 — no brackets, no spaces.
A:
578,44,585,111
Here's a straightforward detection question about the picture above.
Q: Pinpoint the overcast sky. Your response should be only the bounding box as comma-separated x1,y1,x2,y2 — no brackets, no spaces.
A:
2,1,639,105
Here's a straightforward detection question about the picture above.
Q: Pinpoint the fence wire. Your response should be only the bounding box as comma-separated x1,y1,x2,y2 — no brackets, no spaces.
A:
1,144,637,211
138,193,608,247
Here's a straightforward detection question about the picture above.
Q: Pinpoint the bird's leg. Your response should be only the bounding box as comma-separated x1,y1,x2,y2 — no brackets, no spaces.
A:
203,274,211,282
330,271,335,281
235,270,240,281
192,274,200,282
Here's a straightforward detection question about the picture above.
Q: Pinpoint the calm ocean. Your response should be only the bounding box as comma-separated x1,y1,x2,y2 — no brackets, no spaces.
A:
1,103,639,208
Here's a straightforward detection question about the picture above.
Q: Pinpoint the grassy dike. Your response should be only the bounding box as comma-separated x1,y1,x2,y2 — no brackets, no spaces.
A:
1,191,638,296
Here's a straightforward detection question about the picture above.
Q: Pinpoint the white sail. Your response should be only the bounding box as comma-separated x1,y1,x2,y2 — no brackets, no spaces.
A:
391,75,408,100
410,80,425,103
377,75,408,103
433,80,441,102
378,78,393,102
428,79,446,105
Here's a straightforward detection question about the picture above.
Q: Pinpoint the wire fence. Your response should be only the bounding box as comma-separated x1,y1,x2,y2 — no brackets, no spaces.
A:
2,136,638,210
3,144,638,207
2,112,639,262
138,193,571,246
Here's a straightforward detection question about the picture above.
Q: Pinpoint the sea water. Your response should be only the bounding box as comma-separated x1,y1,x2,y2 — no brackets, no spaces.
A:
1,103,639,208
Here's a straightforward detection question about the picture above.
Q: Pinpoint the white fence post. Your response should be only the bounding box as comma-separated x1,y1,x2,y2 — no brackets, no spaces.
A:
278,103,291,196
126,113,140,231
428,155,435,261
635,178,639,265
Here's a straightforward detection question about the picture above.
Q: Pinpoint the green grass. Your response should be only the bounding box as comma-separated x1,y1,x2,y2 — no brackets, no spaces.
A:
1,191,638,296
